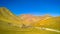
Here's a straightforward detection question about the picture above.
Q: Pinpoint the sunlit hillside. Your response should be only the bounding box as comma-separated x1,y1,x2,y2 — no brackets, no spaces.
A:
0,7,60,34
0,20,60,34
33,16,60,30
0,7,21,25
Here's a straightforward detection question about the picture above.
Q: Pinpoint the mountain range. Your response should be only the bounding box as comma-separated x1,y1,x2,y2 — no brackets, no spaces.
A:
0,7,60,34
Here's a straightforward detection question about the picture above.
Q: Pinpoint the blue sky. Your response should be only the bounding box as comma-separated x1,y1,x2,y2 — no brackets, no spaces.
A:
0,0,60,16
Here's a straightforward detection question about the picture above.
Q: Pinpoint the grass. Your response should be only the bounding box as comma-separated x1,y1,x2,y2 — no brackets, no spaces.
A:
0,20,60,34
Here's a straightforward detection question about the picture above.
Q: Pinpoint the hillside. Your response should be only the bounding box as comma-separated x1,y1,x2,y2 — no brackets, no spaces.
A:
19,14,51,26
0,7,60,34
0,20,60,34
32,16,60,30
0,7,21,25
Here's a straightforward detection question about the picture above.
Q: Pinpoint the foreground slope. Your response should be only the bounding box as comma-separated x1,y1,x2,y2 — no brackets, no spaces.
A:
0,20,60,34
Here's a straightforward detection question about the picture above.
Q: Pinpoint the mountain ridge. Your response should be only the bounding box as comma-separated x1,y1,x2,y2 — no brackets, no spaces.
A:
0,7,21,25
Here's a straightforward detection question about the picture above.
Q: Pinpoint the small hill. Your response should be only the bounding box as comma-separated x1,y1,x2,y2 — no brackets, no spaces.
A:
0,7,21,25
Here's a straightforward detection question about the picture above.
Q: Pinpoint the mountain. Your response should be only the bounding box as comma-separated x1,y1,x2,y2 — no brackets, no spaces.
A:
19,14,60,30
19,14,51,26
0,7,21,25
0,7,60,34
